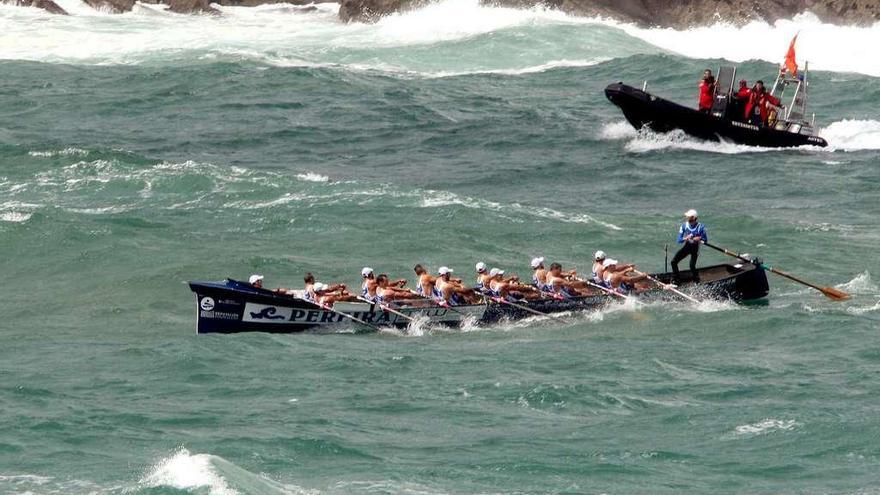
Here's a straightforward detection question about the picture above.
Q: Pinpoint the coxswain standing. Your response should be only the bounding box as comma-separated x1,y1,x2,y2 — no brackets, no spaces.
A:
672,209,708,283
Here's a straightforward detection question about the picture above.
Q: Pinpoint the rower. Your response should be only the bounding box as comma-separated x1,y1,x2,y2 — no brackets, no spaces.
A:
361,267,377,301
546,262,590,297
248,274,294,295
374,274,412,304
413,264,437,298
602,259,648,294
592,251,607,284
362,266,406,302
672,209,707,283
248,274,264,288
531,257,552,292
435,266,478,305
487,268,540,300
475,262,491,291
305,273,356,305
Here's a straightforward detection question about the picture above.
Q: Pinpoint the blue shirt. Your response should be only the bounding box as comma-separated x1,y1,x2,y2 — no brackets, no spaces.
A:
677,221,707,245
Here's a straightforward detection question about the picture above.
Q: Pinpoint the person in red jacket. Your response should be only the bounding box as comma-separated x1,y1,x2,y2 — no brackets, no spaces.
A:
744,80,781,127
735,80,751,100
698,69,716,113
728,80,751,121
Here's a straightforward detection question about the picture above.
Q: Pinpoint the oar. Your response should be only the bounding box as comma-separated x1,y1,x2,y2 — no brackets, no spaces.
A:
633,270,701,304
702,241,850,301
357,296,417,324
310,300,382,332
572,275,632,301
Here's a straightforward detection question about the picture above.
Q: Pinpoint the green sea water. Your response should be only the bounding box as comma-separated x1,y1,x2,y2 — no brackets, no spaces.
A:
2,2,880,494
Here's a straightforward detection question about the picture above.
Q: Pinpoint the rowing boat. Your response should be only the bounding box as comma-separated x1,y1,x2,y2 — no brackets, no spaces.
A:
187,261,768,334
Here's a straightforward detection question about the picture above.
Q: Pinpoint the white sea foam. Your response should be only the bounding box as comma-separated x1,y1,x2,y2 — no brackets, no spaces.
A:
597,121,637,140
837,271,877,294
613,12,880,77
734,418,799,436
621,128,783,155
141,448,236,495
295,172,330,182
0,211,33,223
419,190,622,230
847,300,880,315
820,119,880,151
27,147,90,158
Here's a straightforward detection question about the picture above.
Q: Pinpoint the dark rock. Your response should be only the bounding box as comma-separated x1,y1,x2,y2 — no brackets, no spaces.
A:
216,0,333,6
339,0,428,22
164,0,220,14
82,0,135,12
5,0,68,14
339,0,880,27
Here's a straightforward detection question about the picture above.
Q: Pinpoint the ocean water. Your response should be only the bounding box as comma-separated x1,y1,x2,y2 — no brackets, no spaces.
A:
2,1,880,493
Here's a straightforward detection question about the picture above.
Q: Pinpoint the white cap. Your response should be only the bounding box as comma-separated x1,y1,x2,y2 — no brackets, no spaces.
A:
530,256,545,268
594,250,606,260
438,266,453,275
489,268,505,277
313,282,327,292
361,267,373,277
248,274,264,285
684,209,698,218
602,259,618,268
475,262,487,272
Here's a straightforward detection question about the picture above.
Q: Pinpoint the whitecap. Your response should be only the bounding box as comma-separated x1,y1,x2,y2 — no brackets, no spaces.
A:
0,211,33,223
734,418,799,436
27,147,90,158
295,172,330,182
141,448,236,495
820,119,880,152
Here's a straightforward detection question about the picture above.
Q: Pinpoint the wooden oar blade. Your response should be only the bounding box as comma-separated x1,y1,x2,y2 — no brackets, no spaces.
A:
821,286,851,301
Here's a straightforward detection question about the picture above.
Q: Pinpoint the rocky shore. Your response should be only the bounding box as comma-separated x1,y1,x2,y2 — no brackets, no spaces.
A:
340,0,880,26
7,0,325,15
6,0,880,27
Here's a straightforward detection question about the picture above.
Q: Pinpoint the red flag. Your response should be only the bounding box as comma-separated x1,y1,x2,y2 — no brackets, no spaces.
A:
784,34,798,76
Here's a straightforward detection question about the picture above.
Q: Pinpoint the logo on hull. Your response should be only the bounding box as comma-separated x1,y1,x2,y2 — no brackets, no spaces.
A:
242,303,294,323
249,307,287,320
199,297,215,311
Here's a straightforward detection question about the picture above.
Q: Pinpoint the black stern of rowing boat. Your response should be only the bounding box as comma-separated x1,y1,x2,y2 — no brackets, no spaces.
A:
651,261,770,301
604,83,827,148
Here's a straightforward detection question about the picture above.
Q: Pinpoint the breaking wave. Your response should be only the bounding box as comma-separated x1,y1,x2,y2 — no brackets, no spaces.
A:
140,447,311,495
820,119,880,151
3,0,879,77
